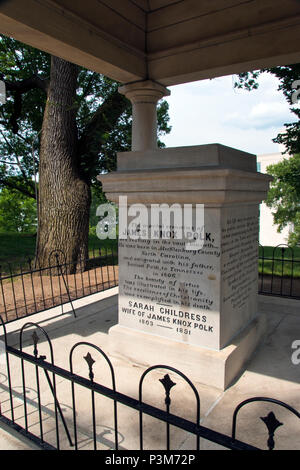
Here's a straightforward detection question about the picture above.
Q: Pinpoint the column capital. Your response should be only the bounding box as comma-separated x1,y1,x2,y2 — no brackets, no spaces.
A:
119,80,170,104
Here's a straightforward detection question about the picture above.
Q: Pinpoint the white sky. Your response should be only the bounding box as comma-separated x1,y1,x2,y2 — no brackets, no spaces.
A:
161,72,295,155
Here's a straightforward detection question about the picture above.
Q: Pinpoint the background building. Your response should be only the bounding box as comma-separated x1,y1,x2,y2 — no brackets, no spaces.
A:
257,145,292,247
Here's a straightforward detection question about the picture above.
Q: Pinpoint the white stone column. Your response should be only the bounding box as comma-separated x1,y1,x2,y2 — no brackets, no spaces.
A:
119,80,170,152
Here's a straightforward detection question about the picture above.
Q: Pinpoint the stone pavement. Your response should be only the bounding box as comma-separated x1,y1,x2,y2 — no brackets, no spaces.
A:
0,289,299,450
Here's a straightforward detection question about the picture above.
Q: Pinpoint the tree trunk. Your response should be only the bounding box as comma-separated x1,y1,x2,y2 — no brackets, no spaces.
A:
36,56,91,272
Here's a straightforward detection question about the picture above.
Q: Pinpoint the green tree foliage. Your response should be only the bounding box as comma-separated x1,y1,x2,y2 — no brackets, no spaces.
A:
235,64,300,245
0,187,37,233
235,64,300,155
266,154,300,247
0,36,171,267
0,34,171,223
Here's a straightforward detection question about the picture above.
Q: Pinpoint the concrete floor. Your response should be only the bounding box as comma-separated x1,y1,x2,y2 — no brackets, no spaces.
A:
0,289,299,451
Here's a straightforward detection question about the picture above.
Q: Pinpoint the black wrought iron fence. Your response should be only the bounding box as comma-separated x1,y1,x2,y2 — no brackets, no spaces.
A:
0,317,299,451
1,243,299,327
0,247,118,324
259,244,300,299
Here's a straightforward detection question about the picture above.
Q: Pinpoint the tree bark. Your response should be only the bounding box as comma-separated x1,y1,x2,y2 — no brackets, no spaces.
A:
36,56,91,272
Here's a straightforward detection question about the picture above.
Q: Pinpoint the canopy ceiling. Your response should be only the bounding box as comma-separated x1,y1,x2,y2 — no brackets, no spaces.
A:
0,0,300,85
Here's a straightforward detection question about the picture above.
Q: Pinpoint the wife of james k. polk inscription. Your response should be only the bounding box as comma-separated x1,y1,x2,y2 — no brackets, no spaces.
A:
118,207,259,351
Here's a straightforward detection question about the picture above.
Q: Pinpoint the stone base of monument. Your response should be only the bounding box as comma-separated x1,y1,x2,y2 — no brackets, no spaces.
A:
99,144,272,391
109,312,267,390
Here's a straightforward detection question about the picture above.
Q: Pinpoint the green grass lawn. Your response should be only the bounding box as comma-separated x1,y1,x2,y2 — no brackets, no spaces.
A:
0,233,37,265
0,232,118,268
259,245,300,278
0,233,299,277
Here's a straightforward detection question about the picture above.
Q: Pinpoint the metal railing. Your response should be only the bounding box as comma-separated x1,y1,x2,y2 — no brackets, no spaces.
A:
0,247,118,324
259,244,300,299
1,243,299,327
0,317,299,451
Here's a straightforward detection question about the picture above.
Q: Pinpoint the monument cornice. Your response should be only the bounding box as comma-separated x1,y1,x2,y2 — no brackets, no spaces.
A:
98,167,272,205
